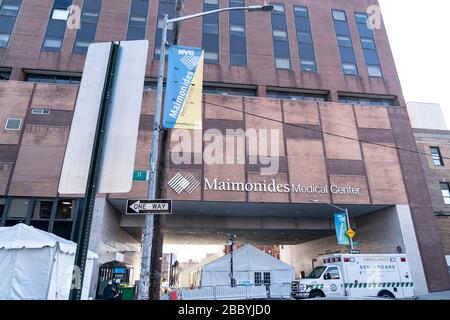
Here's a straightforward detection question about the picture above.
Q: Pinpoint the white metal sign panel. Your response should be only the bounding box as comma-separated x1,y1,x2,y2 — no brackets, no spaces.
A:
58,40,149,194
98,40,148,193
58,42,110,195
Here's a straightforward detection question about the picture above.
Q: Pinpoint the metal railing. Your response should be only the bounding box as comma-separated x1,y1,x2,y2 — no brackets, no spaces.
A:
178,283,292,300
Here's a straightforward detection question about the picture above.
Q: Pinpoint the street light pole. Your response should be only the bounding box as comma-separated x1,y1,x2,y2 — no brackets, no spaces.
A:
228,235,236,287
138,14,169,301
138,3,273,300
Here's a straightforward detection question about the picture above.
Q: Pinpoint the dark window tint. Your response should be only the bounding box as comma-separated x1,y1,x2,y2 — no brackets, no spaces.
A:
229,0,247,66
25,73,81,85
332,10,357,75
271,4,290,69
42,0,73,51
73,0,102,54
255,272,262,286
55,199,75,220
0,0,22,48
294,6,316,72
338,95,395,106
154,0,177,59
32,200,54,220
431,147,444,166
203,85,256,97
127,0,149,40
7,198,30,220
267,90,327,101
0,70,11,80
263,272,271,285
355,13,382,77
202,0,219,63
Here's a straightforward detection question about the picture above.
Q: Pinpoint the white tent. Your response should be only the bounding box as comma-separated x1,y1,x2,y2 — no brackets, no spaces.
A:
0,224,97,300
199,245,295,287
178,253,224,288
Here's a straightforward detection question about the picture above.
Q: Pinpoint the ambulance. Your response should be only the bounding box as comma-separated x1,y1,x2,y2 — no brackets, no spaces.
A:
291,254,415,299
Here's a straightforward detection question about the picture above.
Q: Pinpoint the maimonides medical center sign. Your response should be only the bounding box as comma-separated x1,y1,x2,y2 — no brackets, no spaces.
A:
169,173,361,196
204,178,361,195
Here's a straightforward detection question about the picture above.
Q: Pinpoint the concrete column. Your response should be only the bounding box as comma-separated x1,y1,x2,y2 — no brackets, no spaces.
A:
395,205,429,295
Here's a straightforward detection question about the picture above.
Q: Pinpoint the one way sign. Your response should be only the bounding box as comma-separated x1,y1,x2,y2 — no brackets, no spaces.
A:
126,199,172,215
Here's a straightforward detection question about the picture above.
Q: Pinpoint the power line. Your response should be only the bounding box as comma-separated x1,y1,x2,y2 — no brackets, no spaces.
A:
202,99,448,161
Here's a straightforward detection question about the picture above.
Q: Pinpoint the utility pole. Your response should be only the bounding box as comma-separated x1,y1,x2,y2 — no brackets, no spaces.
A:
137,1,273,300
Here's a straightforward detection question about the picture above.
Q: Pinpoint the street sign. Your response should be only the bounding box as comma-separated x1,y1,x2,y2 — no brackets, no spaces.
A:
126,200,172,215
348,249,360,254
133,170,148,181
346,228,356,239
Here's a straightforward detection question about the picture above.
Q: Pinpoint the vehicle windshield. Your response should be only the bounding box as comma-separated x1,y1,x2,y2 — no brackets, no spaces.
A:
305,266,327,279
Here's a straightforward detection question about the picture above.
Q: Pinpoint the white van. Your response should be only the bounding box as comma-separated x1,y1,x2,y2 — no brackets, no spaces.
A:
291,254,415,299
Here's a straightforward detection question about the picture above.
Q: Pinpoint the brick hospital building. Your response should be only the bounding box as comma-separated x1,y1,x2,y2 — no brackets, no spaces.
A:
0,0,449,296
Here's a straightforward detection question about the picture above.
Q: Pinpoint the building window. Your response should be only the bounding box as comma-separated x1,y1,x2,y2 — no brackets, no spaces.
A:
0,198,6,219
42,0,73,51
431,147,444,166
267,89,327,101
293,6,316,72
229,0,247,66
355,13,382,77
7,198,29,220
338,95,394,106
332,10,357,75
0,70,11,80
0,197,80,240
202,0,219,64
5,118,22,130
73,0,102,54
25,73,81,85
127,0,149,40
32,200,53,220
31,108,51,115
55,199,75,220
0,0,22,48
154,0,176,59
263,272,271,285
440,183,450,205
203,84,256,97
270,4,291,69
254,272,262,286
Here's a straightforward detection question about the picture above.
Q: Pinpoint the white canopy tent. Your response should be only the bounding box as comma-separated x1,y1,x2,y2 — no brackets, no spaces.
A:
198,245,295,287
178,253,224,288
0,224,97,300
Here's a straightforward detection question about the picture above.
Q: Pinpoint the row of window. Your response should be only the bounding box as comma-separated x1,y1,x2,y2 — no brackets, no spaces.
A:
429,147,450,208
21,72,396,104
269,5,382,76
338,95,394,107
0,197,80,240
0,1,382,76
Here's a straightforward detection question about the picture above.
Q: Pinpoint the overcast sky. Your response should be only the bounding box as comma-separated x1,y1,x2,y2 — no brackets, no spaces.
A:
164,0,450,262
379,0,450,127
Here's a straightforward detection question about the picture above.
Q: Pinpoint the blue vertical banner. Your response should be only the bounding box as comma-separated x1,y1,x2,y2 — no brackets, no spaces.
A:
334,213,350,245
162,45,204,130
